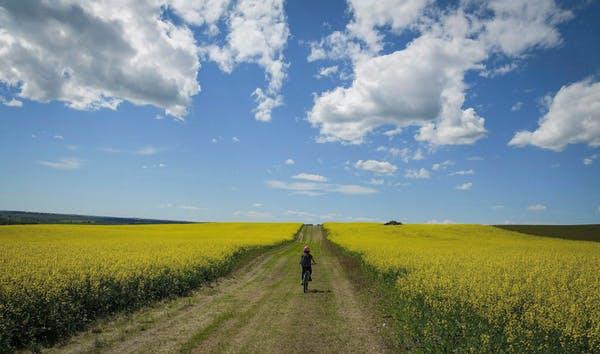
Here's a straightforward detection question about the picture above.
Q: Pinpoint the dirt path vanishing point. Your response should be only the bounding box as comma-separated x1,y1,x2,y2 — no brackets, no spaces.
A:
44,225,389,354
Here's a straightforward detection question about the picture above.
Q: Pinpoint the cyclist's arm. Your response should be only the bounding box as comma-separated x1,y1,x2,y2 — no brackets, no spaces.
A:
311,256,316,265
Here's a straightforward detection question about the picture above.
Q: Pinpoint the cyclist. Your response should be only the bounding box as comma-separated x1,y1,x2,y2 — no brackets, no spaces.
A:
300,245,316,285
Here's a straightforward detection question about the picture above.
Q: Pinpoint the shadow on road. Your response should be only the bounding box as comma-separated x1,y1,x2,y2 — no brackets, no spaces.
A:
306,289,332,294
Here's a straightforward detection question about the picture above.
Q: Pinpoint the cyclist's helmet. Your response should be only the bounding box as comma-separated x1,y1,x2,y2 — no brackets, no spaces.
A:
303,245,310,253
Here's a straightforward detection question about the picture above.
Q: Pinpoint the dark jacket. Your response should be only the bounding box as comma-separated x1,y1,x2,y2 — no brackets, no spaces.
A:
300,253,314,267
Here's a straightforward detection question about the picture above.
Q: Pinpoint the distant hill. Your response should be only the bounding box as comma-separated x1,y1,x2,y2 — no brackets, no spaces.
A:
0,210,194,225
494,224,600,242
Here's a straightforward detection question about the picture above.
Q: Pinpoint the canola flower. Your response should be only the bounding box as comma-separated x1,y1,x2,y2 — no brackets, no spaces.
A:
0,223,301,350
325,223,600,353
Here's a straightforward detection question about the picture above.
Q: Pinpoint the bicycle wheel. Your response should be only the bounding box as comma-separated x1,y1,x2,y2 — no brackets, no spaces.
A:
303,271,309,293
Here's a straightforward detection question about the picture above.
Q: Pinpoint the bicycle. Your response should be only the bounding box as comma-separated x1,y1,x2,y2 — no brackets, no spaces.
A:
302,269,311,293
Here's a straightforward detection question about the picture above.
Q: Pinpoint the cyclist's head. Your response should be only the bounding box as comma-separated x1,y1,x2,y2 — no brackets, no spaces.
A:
303,245,310,253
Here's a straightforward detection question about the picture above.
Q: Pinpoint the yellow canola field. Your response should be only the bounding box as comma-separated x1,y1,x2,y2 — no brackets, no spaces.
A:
0,223,301,350
325,223,600,353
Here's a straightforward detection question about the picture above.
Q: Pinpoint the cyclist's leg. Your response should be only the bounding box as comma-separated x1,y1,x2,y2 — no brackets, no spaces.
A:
308,266,312,281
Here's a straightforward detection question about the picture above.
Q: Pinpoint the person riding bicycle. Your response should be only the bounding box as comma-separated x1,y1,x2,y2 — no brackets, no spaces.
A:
300,245,316,284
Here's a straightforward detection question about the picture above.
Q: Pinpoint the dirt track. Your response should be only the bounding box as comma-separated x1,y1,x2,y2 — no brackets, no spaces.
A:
45,225,388,353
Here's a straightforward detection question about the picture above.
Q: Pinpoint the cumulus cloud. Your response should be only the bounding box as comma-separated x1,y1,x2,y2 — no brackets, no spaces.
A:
0,0,203,118
38,157,82,170
455,182,472,190
292,173,327,182
315,65,339,79
203,0,289,121
432,160,454,171
354,159,397,175
267,180,376,196
509,79,600,151
284,158,295,165
404,168,430,179
307,0,571,146
527,204,547,211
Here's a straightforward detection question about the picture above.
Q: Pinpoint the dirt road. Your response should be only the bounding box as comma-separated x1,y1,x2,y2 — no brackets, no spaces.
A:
46,225,388,353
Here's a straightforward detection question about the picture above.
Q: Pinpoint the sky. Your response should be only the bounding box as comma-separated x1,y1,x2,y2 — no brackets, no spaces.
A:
0,0,599,224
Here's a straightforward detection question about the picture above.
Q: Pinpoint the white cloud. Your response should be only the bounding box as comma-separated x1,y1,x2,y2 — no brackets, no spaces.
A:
491,205,505,210
233,210,272,218
0,1,201,118
135,146,159,156
179,205,203,211
284,158,295,165
232,137,240,143
307,0,571,146
203,0,289,121
330,184,377,195
583,154,599,165
480,62,519,78
167,0,231,29
99,147,124,153
315,65,339,79
53,135,64,140
482,0,572,57
383,127,403,137
252,88,283,122
285,210,316,218
450,169,475,176
345,0,432,53
527,204,547,211
1,97,22,107
267,180,377,196
432,160,454,171
467,156,484,161
455,182,472,190
253,203,263,208
413,148,424,160
511,101,523,111
292,173,327,182
377,146,421,163
509,79,600,151
425,219,455,224
368,178,384,185
354,159,397,174
38,157,82,170
404,168,430,179
211,138,219,144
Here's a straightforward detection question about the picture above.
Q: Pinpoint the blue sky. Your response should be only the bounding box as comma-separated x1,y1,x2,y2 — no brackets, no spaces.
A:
0,0,598,224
